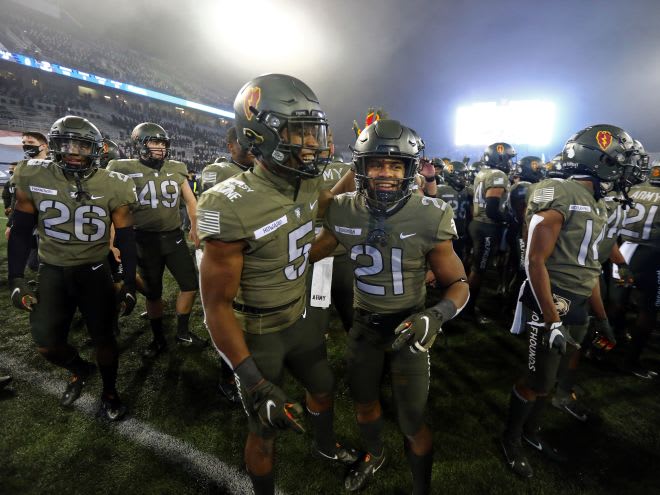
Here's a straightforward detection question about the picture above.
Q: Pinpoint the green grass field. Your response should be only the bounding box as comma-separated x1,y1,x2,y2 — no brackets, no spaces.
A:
1,225,659,494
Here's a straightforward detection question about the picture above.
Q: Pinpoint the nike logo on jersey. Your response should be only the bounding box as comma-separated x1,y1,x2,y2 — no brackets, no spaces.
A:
91,264,103,271
266,400,276,426
400,232,416,239
309,199,318,210
167,173,175,177
91,195,104,200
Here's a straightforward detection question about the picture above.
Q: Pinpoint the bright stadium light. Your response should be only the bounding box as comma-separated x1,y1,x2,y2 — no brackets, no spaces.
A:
454,100,556,146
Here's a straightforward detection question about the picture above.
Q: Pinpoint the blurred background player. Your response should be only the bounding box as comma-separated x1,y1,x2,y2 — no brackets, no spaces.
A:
108,122,206,358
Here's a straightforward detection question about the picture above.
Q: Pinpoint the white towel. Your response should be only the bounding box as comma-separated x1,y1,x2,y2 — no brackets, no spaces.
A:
310,257,334,308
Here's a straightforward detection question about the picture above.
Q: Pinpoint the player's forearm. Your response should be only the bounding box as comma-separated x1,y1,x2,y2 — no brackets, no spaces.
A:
204,302,250,367
588,281,607,321
527,259,559,323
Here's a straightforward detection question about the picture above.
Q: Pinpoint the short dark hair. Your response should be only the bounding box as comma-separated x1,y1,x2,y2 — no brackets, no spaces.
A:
226,126,238,144
22,131,47,144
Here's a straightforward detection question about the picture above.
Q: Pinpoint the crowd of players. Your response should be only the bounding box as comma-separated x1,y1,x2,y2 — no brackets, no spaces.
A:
2,73,659,494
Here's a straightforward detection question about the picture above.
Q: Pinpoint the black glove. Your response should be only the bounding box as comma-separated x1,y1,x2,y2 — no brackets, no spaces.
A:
249,380,305,433
116,284,136,317
234,356,305,433
546,321,580,355
9,277,37,311
615,264,634,288
593,318,616,346
392,299,457,353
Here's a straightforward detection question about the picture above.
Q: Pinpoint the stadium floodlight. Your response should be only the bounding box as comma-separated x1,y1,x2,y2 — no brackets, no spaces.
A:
0,50,235,120
455,100,555,147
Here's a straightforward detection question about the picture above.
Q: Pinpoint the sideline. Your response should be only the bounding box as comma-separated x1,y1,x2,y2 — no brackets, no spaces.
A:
0,352,286,495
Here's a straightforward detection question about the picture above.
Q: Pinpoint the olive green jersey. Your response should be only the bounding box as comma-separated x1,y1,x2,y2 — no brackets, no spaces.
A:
201,161,249,191
197,164,322,333
436,184,470,236
320,161,352,190
599,191,624,259
325,193,457,313
619,183,660,247
107,159,187,232
13,159,136,266
472,167,509,224
526,178,607,297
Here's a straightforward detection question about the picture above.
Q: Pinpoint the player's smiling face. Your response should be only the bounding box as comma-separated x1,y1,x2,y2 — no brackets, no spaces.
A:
280,123,329,168
365,157,406,191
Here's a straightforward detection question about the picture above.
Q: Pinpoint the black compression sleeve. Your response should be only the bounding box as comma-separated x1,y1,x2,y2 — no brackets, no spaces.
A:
114,227,137,290
485,196,505,223
8,209,37,280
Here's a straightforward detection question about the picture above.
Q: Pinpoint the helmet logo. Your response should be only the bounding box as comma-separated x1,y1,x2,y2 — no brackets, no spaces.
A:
445,163,454,173
652,167,660,178
244,86,261,121
596,130,613,151
496,144,504,154
530,160,539,171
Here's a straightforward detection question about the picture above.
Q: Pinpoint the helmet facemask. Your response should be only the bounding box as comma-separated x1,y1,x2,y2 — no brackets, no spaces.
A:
137,137,170,169
354,154,418,215
50,136,101,176
246,106,330,179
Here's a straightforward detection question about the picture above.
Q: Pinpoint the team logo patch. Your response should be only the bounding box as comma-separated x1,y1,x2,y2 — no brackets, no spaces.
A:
496,144,504,154
531,160,539,171
244,86,261,121
552,293,571,316
596,130,613,151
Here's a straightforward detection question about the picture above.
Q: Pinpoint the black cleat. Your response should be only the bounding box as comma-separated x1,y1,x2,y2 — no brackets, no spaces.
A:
522,431,567,463
60,362,95,407
218,379,240,404
313,442,360,466
97,392,127,421
142,339,167,359
500,437,533,478
0,375,12,389
551,392,590,422
139,311,149,320
344,450,386,491
622,362,657,380
175,332,209,349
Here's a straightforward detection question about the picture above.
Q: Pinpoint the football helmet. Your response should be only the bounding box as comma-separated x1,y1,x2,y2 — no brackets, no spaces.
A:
560,124,634,182
233,73,329,179
483,142,516,173
545,154,566,178
514,156,545,183
48,116,103,174
443,161,468,190
100,138,121,168
131,122,170,168
622,139,650,188
466,160,483,182
649,160,660,187
353,119,421,215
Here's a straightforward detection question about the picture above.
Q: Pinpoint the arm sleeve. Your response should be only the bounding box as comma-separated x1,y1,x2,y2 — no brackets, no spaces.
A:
7,209,37,280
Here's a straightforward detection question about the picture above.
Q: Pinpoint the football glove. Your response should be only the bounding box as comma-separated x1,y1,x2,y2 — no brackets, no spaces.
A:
392,299,456,353
9,277,37,311
546,321,580,355
116,284,136,317
248,380,305,434
593,318,616,347
615,264,634,288
234,356,305,433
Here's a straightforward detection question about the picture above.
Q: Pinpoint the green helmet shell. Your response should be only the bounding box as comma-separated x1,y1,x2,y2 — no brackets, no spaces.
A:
352,119,421,215
48,115,103,174
233,73,329,179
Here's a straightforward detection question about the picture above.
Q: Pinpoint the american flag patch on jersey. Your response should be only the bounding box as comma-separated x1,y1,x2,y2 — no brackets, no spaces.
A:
532,187,555,203
198,209,221,234
202,172,217,183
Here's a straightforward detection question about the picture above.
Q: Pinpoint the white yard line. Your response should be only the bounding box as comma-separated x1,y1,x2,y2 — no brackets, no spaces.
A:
0,352,287,495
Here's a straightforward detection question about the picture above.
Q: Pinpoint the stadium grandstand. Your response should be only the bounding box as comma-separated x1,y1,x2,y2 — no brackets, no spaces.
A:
0,2,234,171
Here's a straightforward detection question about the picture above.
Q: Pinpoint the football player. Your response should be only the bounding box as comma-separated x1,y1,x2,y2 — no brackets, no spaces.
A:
464,143,516,321
436,160,471,264
616,158,660,378
200,126,254,191
198,74,357,495
8,116,137,420
108,123,206,358
310,120,469,494
502,125,635,477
